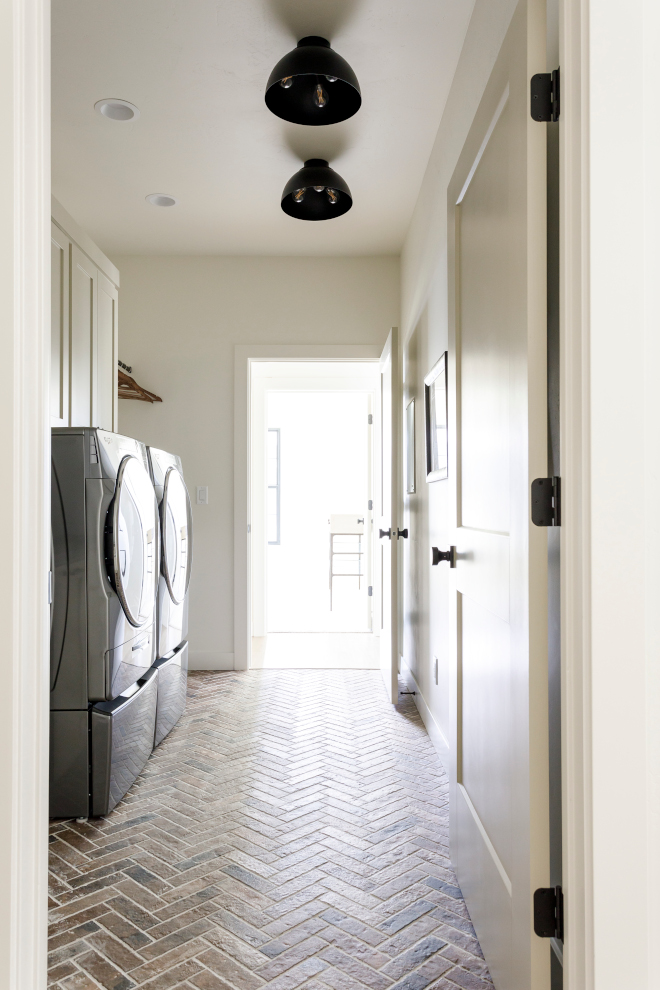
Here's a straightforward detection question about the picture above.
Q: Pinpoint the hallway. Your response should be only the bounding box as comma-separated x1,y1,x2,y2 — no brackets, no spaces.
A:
48,671,492,990
251,636,380,669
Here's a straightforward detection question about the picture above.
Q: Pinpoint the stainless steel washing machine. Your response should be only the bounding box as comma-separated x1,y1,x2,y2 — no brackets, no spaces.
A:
50,428,159,817
147,447,193,746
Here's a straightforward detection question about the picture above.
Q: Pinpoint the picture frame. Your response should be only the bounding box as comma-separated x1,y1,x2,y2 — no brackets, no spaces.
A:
406,398,415,494
424,352,448,482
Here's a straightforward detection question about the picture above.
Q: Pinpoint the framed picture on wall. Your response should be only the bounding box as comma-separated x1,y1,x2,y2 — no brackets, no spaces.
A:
406,399,416,493
424,352,448,481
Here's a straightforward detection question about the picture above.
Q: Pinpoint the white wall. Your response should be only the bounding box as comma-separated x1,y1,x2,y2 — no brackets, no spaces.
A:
115,255,399,669
399,0,518,756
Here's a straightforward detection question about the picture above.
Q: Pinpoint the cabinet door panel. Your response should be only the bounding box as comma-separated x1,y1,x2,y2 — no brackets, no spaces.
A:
70,246,96,427
97,272,118,431
50,223,70,426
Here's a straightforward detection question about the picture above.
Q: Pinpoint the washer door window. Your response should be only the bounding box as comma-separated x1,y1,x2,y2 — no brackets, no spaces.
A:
161,467,192,605
108,455,157,627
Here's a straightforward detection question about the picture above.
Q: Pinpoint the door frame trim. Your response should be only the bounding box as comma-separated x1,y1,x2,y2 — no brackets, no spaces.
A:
0,0,50,985
559,0,592,985
233,343,382,671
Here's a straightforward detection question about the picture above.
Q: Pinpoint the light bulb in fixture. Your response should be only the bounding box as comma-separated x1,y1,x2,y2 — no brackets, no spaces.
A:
314,83,328,108
281,159,352,221
265,37,361,125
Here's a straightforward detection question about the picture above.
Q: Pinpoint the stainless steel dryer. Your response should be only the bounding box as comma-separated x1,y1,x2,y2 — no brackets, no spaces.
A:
50,428,159,818
147,447,193,746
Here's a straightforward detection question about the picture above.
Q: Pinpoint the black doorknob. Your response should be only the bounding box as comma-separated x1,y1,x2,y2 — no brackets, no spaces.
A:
431,546,457,567
397,529,408,539
379,528,391,539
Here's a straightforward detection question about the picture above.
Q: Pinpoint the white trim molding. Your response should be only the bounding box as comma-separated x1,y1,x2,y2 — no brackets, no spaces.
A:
561,0,660,986
560,0,593,985
188,652,235,671
51,196,120,288
399,657,451,770
0,0,50,984
233,344,382,671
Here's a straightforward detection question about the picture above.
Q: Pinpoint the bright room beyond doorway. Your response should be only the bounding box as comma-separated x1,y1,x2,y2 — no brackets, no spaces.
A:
250,363,380,669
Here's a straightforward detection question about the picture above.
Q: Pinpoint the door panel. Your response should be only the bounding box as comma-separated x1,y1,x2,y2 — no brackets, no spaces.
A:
70,246,96,427
456,529,509,622
455,783,513,985
459,145,512,534
50,224,70,426
461,594,512,873
447,1,549,987
97,271,118,431
378,327,399,703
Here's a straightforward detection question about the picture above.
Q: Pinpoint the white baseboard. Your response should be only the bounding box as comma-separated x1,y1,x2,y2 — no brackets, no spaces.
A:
400,657,451,770
188,652,235,671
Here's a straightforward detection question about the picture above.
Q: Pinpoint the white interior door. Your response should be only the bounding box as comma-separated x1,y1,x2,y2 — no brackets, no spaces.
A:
447,2,549,987
378,328,399,703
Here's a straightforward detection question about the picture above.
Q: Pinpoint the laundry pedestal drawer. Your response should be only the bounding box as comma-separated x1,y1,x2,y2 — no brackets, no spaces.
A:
153,641,188,747
91,667,158,816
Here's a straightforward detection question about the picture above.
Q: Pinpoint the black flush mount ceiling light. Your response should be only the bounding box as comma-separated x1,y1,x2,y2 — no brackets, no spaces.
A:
281,160,352,221
266,37,361,125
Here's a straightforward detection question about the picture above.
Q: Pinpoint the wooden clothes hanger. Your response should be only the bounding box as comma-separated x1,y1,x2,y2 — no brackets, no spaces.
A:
117,366,162,403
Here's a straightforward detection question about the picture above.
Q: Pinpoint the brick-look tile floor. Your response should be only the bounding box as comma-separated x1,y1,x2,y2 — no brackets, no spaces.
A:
48,670,493,990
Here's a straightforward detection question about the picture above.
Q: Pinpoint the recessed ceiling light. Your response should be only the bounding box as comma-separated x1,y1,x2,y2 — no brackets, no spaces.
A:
94,99,140,121
146,193,178,208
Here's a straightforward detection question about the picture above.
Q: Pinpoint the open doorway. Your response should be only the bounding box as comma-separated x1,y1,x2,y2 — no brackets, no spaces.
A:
250,362,380,669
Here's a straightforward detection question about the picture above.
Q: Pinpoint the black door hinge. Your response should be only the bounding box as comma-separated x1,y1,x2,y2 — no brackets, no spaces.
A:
368,414,373,424
531,68,560,122
531,476,561,526
368,586,373,597
534,885,564,940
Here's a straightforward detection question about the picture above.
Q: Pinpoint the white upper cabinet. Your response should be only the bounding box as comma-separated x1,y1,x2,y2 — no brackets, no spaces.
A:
96,272,118,431
50,223,70,427
69,245,96,428
50,198,119,431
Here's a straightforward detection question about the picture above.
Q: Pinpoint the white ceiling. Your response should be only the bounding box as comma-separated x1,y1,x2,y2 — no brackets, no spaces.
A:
52,0,475,256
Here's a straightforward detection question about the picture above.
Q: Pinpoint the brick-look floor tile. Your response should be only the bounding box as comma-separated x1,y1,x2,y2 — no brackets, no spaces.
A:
60,971,104,989
49,671,491,990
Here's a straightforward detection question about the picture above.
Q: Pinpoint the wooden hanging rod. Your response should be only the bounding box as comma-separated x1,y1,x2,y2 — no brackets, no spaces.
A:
118,368,162,403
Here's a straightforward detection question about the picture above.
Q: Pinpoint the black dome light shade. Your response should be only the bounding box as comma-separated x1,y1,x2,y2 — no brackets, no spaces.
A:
266,37,361,125
281,159,352,221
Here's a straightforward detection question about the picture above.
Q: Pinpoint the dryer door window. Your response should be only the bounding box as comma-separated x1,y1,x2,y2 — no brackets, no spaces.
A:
107,455,157,627
161,467,192,605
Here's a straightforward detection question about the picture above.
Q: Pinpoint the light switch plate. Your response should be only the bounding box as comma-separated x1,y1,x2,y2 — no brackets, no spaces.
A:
196,486,208,505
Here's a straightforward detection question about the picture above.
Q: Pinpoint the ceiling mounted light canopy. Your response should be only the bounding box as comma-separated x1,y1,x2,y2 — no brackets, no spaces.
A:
265,37,361,125
281,160,352,221
94,98,140,121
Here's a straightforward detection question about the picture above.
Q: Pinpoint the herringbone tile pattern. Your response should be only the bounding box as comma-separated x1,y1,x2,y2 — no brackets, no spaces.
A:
48,670,492,990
